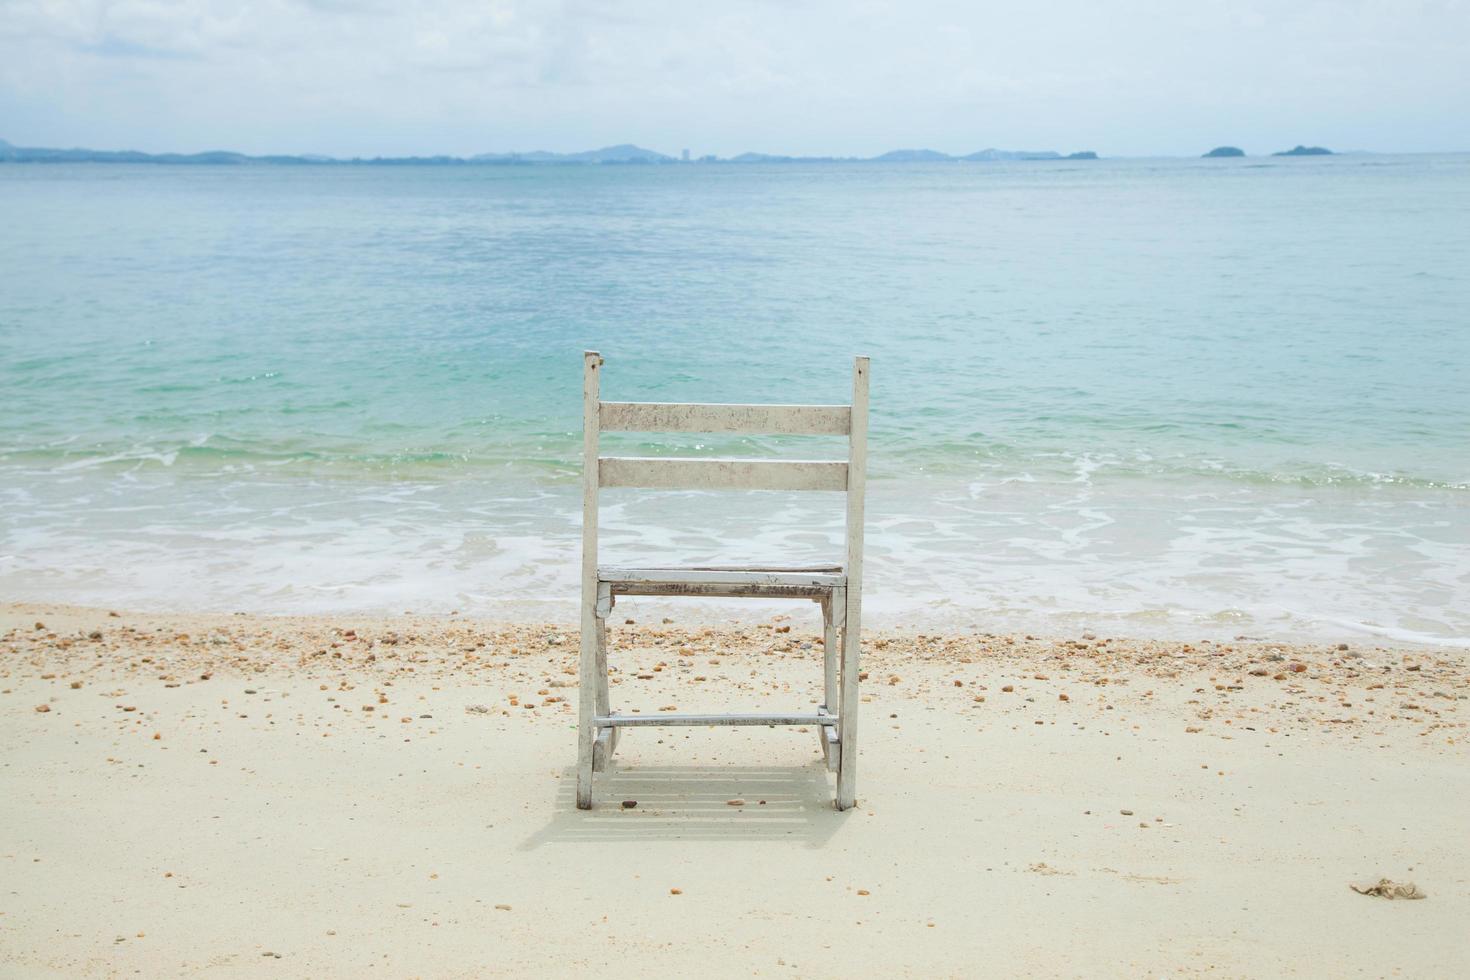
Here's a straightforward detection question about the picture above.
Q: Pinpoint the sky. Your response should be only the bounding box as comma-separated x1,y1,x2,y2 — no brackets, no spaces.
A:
1,0,1467,158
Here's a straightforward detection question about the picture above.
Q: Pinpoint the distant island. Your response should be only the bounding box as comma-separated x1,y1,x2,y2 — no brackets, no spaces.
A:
0,137,1100,166
1203,146,1245,158
471,144,673,164
871,147,1098,162
1272,145,1333,156
872,148,953,162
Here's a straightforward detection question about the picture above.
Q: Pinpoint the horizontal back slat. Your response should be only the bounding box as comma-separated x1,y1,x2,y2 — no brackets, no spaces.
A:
599,456,848,492
601,402,850,435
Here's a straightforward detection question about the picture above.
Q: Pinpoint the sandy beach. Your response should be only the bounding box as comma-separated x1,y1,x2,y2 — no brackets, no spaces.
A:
2,601,1466,977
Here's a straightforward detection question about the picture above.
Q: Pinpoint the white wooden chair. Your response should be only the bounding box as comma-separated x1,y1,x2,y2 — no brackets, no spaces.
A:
577,351,869,810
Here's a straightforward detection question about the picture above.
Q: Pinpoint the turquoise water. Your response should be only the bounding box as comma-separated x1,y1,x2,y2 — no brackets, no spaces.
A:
2,157,1467,643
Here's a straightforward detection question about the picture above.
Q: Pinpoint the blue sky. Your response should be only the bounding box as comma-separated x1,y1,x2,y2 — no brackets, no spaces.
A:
1,0,1467,157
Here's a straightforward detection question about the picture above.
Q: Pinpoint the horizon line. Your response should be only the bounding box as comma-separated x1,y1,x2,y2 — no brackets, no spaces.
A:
6,136,1467,164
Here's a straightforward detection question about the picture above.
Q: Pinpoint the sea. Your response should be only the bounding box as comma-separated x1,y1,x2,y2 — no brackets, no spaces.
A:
1,155,1467,645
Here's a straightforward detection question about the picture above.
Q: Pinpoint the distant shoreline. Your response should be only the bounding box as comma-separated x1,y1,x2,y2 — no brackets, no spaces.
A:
0,138,1104,166
1,139,1439,166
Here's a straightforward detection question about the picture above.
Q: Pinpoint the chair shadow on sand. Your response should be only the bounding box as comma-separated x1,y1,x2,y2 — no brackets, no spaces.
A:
521,760,848,849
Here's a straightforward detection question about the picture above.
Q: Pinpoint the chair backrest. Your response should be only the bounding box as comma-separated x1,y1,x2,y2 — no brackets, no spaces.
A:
581,351,869,580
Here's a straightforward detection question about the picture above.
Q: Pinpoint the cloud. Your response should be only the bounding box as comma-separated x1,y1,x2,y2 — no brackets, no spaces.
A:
77,34,202,60
0,0,1467,156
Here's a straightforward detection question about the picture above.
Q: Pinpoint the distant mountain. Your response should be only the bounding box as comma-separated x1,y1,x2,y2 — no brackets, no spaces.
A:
472,143,674,164
1273,145,1332,156
0,136,1101,166
871,148,953,162
725,147,1091,164
0,137,676,166
961,148,1063,161
0,140,281,164
727,152,854,163
1203,146,1246,158
728,152,797,163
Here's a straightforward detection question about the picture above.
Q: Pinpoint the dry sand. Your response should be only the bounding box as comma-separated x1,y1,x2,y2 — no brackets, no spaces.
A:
2,601,1467,977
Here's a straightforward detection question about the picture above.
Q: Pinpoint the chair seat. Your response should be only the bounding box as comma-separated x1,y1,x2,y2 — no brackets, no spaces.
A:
599,563,845,596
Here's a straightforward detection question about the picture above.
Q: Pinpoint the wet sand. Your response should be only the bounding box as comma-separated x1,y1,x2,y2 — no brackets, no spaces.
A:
2,602,1468,977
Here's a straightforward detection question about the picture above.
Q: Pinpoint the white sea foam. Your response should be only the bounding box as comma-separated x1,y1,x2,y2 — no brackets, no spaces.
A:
1,466,1465,647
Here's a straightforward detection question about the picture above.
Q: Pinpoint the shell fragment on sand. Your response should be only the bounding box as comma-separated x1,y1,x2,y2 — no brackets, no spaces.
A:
1350,878,1426,900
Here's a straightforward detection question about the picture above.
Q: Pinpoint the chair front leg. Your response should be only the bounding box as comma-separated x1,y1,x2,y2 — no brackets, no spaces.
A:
592,606,618,771
821,595,838,713
835,597,860,811
576,603,599,809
